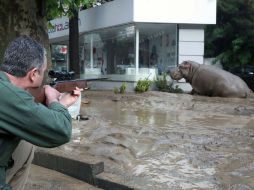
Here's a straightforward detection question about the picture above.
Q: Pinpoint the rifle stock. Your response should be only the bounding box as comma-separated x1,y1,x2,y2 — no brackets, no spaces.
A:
28,77,107,104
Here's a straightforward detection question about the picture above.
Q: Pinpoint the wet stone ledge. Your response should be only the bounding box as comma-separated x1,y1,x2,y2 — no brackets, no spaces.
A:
33,150,136,190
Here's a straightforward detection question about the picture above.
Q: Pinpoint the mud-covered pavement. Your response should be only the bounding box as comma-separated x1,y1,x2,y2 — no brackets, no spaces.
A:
49,91,254,189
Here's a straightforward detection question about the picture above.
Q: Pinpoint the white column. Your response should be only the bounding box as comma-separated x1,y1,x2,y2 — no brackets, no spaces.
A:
66,47,69,71
178,28,204,64
82,45,86,74
135,28,139,75
90,34,94,68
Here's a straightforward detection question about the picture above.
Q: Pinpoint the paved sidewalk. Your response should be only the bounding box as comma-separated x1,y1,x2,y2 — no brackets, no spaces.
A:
25,164,102,190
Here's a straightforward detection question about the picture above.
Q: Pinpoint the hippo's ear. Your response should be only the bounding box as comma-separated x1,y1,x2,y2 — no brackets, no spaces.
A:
179,62,191,69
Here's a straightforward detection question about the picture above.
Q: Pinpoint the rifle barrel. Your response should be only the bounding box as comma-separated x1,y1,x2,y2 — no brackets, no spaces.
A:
28,77,108,103
53,77,108,93
56,77,107,83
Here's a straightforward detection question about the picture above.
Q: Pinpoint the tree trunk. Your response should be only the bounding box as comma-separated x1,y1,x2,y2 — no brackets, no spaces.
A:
0,0,51,82
69,9,80,75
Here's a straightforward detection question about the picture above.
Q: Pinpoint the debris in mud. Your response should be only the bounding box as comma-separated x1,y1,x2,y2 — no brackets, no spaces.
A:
234,105,254,116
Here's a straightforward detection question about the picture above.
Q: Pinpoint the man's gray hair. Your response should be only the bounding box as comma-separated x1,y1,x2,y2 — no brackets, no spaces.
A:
0,35,46,77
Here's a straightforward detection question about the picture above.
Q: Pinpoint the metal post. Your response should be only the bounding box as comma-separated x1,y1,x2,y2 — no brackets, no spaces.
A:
90,34,93,69
135,28,139,75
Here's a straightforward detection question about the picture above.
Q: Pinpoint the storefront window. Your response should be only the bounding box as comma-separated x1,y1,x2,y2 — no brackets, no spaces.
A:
137,23,177,75
80,24,135,75
51,45,68,71
78,23,177,79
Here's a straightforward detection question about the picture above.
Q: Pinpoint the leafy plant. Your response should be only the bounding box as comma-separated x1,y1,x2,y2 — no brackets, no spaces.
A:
135,78,152,93
113,82,127,94
169,84,183,93
113,87,119,94
46,0,96,20
154,73,169,92
154,73,183,93
119,82,127,94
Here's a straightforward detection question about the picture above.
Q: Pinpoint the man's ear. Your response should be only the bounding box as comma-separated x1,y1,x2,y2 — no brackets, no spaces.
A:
27,68,38,83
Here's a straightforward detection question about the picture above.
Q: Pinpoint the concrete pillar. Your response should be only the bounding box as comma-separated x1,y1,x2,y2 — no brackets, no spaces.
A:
178,25,205,65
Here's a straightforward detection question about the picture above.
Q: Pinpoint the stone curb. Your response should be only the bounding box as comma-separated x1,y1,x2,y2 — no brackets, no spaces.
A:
33,151,103,184
33,151,136,190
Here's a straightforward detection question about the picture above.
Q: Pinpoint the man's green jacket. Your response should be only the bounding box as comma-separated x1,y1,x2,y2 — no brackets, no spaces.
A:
0,71,72,186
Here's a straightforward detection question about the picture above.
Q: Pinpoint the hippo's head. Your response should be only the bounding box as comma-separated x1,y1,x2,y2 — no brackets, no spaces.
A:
169,61,193,80
168,67,184,80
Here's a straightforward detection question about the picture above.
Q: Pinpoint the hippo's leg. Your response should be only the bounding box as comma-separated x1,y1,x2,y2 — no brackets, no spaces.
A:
190,89,196,95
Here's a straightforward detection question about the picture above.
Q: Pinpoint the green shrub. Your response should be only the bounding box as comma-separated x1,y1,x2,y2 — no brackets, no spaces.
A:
119,82,127,94
154,73,169,92
113,87,119,94
113,82,127,94
154,73,183,93
135,78,152,93
169,84,183,93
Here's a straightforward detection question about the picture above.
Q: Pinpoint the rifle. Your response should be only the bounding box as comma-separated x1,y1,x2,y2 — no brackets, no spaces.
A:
28,70,107,104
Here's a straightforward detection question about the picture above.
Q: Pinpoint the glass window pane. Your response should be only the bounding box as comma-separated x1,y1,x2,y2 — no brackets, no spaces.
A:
79,23,177,79
80,24,135,75
138,23,177,75
51,45,68,71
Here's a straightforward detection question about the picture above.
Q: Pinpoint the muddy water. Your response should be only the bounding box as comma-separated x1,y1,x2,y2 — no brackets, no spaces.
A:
59,91,254,190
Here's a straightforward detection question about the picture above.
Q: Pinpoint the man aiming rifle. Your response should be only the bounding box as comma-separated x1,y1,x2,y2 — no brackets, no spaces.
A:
0,36,83,190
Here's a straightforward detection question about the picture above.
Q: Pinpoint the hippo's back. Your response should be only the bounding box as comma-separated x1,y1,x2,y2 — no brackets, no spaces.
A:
193,64,252,97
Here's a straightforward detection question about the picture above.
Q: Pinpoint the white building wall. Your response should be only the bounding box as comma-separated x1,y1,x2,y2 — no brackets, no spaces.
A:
176,27,205,92
79,0,134,33
48,16,69,43
133,0,217,24
178,28,205,64
48,0,217,43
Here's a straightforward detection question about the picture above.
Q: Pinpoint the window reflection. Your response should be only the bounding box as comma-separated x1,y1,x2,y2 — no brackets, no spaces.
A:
138,23,177,75
50,23,177,80
80,24,135,76
51,45,68,71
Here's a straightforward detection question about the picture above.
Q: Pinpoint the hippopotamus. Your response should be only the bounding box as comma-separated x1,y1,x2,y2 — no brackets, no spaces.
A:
169,60,252,98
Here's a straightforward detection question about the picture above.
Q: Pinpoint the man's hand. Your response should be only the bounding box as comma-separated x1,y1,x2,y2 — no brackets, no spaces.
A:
44,85,61,106
59,87,83,108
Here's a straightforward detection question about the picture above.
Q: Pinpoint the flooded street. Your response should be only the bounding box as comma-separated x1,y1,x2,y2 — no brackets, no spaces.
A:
57,91,254,190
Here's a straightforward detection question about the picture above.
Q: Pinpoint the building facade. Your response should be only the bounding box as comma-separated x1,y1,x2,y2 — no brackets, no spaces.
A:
48,0,217,90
